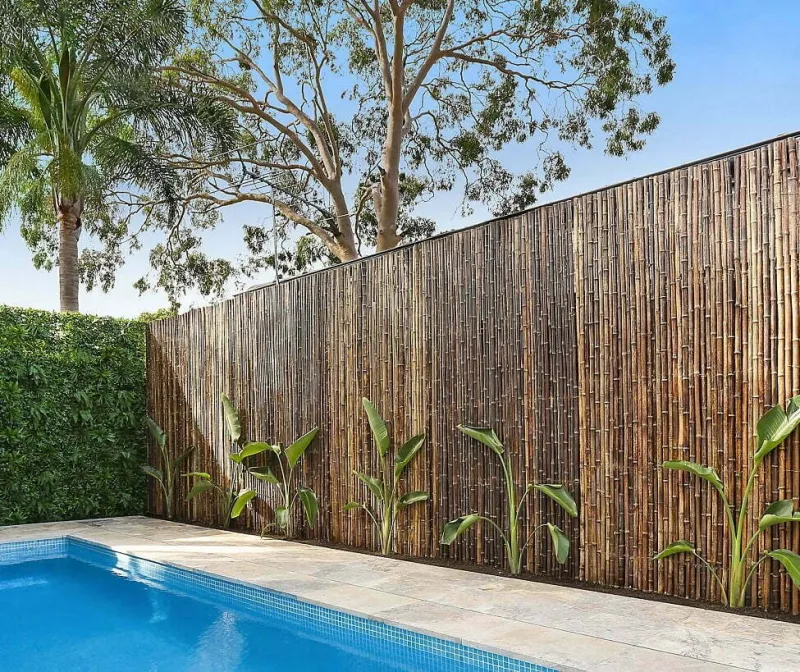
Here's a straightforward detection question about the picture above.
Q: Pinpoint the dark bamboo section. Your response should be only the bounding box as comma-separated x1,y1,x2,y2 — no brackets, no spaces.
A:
147,134,800,612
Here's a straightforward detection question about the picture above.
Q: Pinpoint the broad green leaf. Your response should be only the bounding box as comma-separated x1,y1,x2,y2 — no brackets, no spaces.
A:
354,470,384,501
343,501,362,511
662,460,725,494
440,514,482,545
187,480,215,500
285,427,319,468
230,441,272,463
174,446,195,467
397,491,429,508
58,47,71,95
184,471,211,479
250,466,280,484
759,499,800,530
363,398,390,457
298,487,319,526
147,417,166,448
766,549,800,590
546,523,570,564
275,506,289,530
230,488,257,519
534,484,578,518
457,425,504,456
654,540,696,560
755,398,800,462
221,393,242,443
394,433,426,479
140,465,163,482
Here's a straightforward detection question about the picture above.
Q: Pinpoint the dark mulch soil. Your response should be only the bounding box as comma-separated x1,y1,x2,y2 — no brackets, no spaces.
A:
149,515,800,624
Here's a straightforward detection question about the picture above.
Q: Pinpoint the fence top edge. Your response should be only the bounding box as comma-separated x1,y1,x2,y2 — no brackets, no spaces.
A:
153,129,800,327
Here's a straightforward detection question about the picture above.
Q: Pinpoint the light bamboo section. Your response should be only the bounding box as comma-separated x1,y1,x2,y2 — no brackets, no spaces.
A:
574,135,800,613
148,134,800,612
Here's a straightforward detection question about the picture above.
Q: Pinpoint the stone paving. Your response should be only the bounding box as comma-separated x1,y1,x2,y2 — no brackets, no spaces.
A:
2,517,798,671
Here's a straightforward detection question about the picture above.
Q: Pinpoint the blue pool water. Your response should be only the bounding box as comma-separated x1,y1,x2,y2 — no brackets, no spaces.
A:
0,538,549,672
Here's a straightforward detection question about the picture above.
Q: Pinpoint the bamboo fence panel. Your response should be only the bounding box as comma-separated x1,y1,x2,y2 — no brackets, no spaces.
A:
147,134,800,612
573,136,800,613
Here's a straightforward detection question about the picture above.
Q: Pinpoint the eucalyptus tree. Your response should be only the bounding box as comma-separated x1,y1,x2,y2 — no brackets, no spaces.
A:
143,0,673,289
0,0,234,311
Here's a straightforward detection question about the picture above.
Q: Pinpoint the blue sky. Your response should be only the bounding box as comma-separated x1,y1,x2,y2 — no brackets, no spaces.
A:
2,1,799,317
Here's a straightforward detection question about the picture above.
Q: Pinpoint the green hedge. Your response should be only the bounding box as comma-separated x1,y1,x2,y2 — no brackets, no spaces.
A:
0,306,147,524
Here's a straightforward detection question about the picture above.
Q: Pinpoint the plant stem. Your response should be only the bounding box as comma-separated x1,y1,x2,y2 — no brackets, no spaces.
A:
165,484,173,520
729,463,759,607
381,505,393,555
282,463,294,538
693,552,728,604
501,454,521,574
741,554,770,601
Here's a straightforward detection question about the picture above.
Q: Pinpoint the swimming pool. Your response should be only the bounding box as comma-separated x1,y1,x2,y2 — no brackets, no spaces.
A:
0,538,552,672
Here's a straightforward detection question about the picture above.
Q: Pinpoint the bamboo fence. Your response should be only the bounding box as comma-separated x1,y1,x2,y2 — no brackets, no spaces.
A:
147,134,800,612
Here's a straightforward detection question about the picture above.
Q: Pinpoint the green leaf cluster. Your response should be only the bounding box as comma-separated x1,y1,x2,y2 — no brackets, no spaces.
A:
250,427,320,539
0,306,146,524
184,393,258,529
345,398,429,555
141,417,193,519
184,393,319,535
441,425,577,574
657,397,800,607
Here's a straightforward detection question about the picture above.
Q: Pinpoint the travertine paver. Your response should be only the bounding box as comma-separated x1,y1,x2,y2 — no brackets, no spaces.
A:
2,517,797,671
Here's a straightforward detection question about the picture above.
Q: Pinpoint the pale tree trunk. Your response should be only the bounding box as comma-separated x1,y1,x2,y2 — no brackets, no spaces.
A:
329,184,359,261
56,201,82,312
374,159,402,252
370,99,405,252
373,11,407,253
374,78,405,252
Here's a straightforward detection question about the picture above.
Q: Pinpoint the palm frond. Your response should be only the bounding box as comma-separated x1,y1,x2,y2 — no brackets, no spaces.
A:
2,0,237,301
92,133,178,210
0,142,42,226
0,93,33,163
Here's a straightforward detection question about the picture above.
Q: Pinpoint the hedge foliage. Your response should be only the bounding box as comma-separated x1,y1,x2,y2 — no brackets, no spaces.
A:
0,306,147,524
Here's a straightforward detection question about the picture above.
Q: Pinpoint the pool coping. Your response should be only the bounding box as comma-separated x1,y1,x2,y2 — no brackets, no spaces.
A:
1,517,796,671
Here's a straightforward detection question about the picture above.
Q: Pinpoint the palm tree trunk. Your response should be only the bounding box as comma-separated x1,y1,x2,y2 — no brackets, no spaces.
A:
57,204,81,312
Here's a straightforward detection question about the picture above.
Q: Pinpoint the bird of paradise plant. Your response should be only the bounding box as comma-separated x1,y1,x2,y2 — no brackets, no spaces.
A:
249,427,320,539
344,398,428,555
185,393,258,529
141,416,194,520
441,425,577,575
657,397,800,607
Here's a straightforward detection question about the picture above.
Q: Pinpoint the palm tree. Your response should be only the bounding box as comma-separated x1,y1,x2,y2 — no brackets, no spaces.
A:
0,0,233,311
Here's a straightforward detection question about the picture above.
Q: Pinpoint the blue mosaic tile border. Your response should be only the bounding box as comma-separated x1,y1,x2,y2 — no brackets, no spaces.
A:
0,537,68,565
0,536,555,672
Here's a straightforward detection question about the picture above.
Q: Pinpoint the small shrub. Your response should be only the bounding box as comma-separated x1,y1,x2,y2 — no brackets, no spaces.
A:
0,307,146,524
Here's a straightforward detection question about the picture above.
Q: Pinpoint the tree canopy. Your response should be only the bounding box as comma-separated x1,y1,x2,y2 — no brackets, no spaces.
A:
1,0,674,307
130,0,673,297
0,0,234,310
